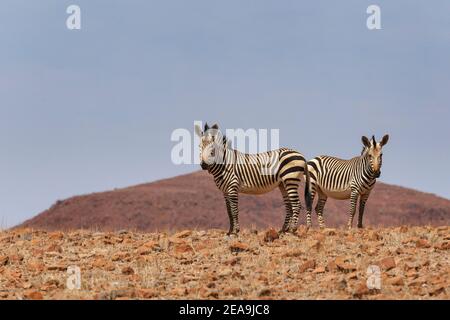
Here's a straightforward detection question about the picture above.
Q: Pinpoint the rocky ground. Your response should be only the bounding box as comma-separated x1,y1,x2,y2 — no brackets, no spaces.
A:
0,226,448,300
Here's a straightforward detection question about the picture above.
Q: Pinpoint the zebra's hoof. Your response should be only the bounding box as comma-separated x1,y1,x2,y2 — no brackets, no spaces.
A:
357,224,363,229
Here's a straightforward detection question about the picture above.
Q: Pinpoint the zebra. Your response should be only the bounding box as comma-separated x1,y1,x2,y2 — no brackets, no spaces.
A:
305,134,389,230
195,123,312,235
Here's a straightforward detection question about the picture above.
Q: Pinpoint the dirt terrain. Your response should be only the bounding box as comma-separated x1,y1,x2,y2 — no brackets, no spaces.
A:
0,226,448,300
18,171,450,232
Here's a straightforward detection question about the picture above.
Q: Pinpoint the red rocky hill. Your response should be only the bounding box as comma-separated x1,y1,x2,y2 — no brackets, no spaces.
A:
18,171,450,231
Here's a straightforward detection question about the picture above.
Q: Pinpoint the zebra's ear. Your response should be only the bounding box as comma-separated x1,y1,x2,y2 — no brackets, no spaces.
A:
361,136,371,148
194,124,203,137
204,122,210,132
211,123,219,130
380,134,389,147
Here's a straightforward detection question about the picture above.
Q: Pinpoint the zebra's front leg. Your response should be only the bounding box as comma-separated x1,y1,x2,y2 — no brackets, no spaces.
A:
225,191,240,235
357,194,369,228
315,193,328,229
305,187,317,230
347,190,359,229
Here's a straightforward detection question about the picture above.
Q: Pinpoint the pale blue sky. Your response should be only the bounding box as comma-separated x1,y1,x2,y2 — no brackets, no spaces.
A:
1,1,449,227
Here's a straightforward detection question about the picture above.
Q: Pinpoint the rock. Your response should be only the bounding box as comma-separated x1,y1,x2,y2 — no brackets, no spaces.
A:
326,260,338,272
258,288,272,297
408,276,427,287
0,255,9,266
110,289,137,299
138,289,158,299
111,251,129,261
92,258,108,268
309,240,321,251
218,268,233,277
335,256,356,272
415,239,431,248
387,276,404,286
223,287,242,296
353,281,369,298
368,231,382,241
224,257,241,266
230,242,249,253
299,260,316,273
136,241,160,255
173,230,192,238
379,257,396,271
173,243,194,254
24,290,44,300
8,254,24,263
207,291,219,299
428,286,446,297
27,261,45,273
405,270,418,279
282,249,303,258
263,228,279,242
323,228,336,235
121,266,135,275
49,232,64,241
434,241,450,250
46,264,66,271
46,244,63,253
313,266,326,274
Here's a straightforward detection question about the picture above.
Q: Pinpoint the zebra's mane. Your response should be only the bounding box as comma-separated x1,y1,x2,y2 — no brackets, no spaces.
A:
222,135,231,149
361,146,369,156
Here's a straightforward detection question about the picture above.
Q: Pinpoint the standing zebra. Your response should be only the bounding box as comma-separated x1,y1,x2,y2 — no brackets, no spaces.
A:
305,135,389,229
195,123,312,235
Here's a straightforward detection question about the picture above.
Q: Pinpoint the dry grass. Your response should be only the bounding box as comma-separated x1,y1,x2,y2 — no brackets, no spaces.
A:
0,226,448,300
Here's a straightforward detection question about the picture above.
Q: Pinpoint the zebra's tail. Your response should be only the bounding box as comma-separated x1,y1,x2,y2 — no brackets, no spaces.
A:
304,161,313,212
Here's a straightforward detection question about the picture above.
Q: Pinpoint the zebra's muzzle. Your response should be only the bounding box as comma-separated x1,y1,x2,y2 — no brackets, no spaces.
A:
200,161,209,170
375,171,381,178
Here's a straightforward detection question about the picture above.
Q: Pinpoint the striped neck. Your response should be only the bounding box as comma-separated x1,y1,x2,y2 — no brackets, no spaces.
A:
361,153,377,180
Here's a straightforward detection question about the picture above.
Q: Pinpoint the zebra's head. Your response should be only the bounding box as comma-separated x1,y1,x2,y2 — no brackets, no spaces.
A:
361,134,389,178
195,123,227,170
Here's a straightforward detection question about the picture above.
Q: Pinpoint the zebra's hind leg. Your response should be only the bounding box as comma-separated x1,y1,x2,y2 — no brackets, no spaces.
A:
347,190,359,229
315,193,328,229
357,194,369,228
288,197,302,233
279,185,293,234
306,186,317,230
285,186,302,234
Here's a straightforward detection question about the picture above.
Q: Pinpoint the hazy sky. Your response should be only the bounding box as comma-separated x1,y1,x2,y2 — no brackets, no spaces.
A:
1,1,450,227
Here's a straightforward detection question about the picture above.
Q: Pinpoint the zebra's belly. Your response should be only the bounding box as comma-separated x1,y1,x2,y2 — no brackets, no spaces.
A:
322,188,352,200
240,182,279,195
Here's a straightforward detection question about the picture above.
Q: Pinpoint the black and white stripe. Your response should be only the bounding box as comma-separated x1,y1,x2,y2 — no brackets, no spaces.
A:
306,135,389,229
197,123,312,235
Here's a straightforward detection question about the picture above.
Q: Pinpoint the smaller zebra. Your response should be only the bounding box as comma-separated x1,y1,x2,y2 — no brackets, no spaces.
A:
195,123,312,235
305,134,389,229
